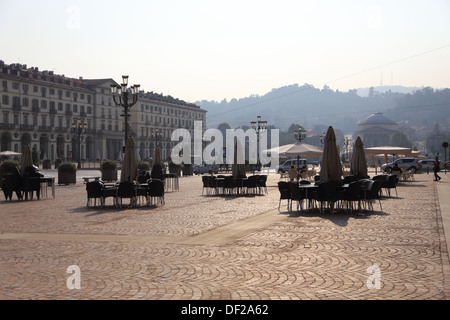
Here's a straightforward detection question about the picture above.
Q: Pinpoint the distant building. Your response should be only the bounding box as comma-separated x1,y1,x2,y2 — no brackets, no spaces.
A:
357,112,399,147
425,123,447,157
0,60,206,162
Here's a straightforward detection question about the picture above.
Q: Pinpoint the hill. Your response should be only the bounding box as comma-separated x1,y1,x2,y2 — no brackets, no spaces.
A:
197,84,450,134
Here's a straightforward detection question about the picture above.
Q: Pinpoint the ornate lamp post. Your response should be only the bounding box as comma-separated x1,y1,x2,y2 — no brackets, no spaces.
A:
251,116,267,171
293,126,307,142
110,76,140,153
72,119,87,169
152,128,162,159
293,126,307,172
343,136,352,163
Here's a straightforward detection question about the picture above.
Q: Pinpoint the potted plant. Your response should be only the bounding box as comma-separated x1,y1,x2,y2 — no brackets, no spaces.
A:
100,160,118,182
137,161,151,172
182,163,193,176
42,158,51,170
57,162,77,185
168,160,180,175
0,160,20,189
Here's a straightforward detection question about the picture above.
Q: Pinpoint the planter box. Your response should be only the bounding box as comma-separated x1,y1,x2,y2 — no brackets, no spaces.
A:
181,166,193,176
101,169,117,182
58,171,76,185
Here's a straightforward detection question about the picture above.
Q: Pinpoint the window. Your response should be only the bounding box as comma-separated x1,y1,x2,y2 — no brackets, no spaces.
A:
2,95,9,105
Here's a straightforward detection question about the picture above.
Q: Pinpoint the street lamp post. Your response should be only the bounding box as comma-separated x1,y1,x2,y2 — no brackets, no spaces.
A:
152,128,162,160
293,126,307,173
111,76,140,153
72,119,87,169
251,116,267,171
293,126,307,142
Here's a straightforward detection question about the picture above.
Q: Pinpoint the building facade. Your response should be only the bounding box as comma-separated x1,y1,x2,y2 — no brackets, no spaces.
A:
0,60,206,163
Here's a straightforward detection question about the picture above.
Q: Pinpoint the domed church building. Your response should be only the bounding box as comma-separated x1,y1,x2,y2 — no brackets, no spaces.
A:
357,112,399,147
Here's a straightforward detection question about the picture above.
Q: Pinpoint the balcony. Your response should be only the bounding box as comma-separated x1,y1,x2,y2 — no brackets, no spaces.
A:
55,127,67,133
32,106,40,113
13,104,22,111
0,123,15,130
38,126,52,132
20,124,35,131
49,107,57,114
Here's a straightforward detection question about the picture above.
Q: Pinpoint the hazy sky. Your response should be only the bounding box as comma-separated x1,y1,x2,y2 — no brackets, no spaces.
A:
1,0,450,102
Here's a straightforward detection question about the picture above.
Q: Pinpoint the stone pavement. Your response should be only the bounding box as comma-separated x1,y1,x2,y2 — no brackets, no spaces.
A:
0,170,449,300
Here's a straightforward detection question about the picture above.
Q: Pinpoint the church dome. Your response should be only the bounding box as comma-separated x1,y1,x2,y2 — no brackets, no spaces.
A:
360,112,397,126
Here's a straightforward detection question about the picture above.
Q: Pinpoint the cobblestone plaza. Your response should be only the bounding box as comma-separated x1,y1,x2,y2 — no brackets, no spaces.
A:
1,171,449,301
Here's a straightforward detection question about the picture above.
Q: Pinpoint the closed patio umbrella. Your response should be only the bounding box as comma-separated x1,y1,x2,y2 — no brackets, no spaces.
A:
120,137,138,182
20,145,33,176
350,136,368,177
320,126,342,182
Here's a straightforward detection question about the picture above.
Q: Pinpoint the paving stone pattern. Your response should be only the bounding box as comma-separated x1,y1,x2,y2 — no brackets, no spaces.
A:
0,173,449,300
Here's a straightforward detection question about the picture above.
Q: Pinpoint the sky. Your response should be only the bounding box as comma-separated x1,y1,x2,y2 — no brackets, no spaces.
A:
1,0,450,102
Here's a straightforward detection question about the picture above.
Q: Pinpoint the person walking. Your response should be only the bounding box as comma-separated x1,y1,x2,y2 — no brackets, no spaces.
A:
433,156,441,181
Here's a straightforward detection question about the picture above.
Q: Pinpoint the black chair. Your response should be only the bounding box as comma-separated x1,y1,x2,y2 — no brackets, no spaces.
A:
116,181,137,208
148,179,165,205
223,176,236,195
257,175,268,195
317,182,339,213
372,175,389,196
243,175,259,195
201,176,209,195
86,181,104,207
338,181,362,213
288,182,306,212
383,175,398,197
136,183,149,206
102,184,117,207
359,179,373,211
365,180,383,212
277,181,291,212
2,171,23,201
207,176,218,195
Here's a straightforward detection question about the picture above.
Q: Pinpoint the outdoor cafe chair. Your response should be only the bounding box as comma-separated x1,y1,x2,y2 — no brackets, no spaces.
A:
136,182,149,206
1,171,23,201
116,181,137,208
201,176,209,195
102,183,117,207
288,182,307,212
337,181,362,213
317,182,339,213
364,179,383,212
243,175,259,195
148,179,165,206
258,175,268,195
86,181,104,207
277,181,291,212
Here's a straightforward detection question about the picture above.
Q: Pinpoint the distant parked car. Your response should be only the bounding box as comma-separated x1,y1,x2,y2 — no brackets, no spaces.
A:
193,163,218,175
419,159,443,171
276,159,307,173
381,158,422,173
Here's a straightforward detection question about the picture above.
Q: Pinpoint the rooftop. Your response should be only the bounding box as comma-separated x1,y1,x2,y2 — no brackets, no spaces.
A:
360,112,398,126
